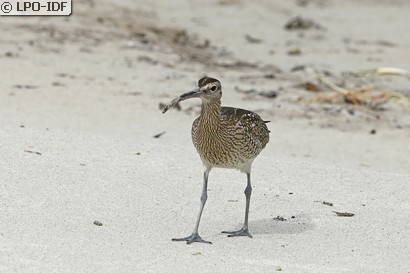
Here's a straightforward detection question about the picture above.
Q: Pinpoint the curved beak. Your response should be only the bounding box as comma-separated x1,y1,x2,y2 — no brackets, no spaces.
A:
179,88,202,101
162,88,201,114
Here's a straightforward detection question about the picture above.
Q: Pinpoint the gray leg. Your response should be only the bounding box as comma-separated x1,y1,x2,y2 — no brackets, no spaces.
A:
172,169,212,244
222,172,253,238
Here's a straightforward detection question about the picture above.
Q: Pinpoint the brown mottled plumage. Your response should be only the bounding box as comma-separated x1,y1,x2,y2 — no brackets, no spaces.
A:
162,77,270,244
193,105,269,173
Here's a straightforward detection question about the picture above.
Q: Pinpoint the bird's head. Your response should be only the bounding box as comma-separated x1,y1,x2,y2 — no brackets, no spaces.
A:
179,77,222,102
162,77,222,113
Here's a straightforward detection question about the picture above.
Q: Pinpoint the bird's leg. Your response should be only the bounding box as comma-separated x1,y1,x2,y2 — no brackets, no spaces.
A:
222,173,253,238
172,170,212,244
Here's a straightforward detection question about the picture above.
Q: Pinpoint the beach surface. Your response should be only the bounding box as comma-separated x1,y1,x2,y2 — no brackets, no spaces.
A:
0,0,409,272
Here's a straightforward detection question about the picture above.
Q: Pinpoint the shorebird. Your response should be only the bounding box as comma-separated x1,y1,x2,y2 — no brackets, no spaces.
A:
162,77,270,244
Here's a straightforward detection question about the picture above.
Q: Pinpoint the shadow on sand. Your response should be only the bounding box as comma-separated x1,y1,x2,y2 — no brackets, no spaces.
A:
249,214,315,235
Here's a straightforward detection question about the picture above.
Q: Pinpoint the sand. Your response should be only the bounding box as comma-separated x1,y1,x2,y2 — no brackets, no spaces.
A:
0,0,409,272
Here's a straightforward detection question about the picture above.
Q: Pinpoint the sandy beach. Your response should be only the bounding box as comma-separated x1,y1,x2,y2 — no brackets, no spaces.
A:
1,0,409,272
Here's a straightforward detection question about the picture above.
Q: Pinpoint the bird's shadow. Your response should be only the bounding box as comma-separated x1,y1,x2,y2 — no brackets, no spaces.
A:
249,214,315,235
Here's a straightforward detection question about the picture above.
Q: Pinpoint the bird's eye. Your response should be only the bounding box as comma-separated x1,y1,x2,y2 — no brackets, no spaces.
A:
210,85,217,92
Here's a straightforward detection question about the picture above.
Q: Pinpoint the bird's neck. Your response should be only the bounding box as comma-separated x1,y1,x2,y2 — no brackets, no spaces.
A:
199,100,221,127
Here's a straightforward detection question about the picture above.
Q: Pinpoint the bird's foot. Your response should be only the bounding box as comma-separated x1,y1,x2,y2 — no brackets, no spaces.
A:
172,233,212,244
222,228,253,238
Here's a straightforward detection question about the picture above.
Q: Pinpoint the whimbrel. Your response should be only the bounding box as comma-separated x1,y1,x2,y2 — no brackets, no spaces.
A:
162,77,270,244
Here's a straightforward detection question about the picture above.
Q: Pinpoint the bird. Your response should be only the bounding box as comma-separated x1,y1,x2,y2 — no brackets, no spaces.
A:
162,77,270,244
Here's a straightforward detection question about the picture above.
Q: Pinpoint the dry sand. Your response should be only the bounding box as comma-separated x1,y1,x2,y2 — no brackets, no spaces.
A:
0,0,409,272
